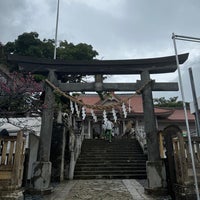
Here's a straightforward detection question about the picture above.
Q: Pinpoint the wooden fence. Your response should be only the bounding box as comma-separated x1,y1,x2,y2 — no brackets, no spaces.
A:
0,131,26,190
173,133,200,185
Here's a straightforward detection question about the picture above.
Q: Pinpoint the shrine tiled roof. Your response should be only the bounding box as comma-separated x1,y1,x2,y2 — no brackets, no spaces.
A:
77,93,191,120
167,109,195,121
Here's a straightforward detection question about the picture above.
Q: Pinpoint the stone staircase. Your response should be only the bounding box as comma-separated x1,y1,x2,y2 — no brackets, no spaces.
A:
74,138,147,179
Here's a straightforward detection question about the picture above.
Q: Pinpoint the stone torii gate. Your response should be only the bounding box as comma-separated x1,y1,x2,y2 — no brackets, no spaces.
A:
8,53,188,194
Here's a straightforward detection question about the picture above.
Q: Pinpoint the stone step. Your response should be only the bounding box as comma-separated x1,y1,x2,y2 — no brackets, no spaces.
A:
75,165,146,171
82,147,142,150
77,157,146,161
74,138,147,179
73,173,147,179
77,157,147,163
76,161,147,168
75,162,146,166
82,142,141,145
81,149,143,152
75,169,146,175
75,166,146,171
79,153,147,158
82,143,142,146
83,142,141,149
76,162,146,166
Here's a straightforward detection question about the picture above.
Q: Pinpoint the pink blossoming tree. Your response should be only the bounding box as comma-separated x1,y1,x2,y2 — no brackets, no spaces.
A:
0,71,43,117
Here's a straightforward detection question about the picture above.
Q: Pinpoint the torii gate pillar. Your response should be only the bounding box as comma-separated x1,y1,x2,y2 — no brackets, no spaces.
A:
30,71,56,193
141,70,167,194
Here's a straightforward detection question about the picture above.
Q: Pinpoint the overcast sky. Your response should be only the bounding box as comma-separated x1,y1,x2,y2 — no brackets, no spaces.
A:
1,0,200,101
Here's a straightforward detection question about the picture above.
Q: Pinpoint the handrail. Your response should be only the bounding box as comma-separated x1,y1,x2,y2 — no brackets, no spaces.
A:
135,126,147,154
68,124,85,180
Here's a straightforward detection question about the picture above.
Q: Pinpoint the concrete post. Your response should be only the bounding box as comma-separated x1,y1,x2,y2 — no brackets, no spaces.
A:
141,70,167,195
69,151,75,180
60,126,66,182
69,129,75,180
122,120,126,134
31,70,56,193
88,120,91,139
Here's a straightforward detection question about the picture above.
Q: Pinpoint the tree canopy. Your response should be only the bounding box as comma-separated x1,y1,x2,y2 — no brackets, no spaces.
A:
3,32,98,61
153,96,186,108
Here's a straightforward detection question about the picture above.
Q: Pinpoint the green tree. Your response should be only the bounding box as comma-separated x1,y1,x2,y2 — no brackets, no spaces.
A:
4,32,42,57
3,32,98,78
57,41,98,60
3,32,98,61
153,96,186,107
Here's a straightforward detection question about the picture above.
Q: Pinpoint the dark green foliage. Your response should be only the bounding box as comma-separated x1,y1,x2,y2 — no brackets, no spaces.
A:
2,32,98,62
57,41,98,60
33,74,46,82
153,96,188,108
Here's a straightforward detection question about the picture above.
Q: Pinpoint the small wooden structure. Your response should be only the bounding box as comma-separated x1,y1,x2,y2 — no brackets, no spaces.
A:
173,134,200,199
159,126,200,199
0,131,26,190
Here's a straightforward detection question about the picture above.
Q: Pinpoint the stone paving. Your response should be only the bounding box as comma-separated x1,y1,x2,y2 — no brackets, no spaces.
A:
25,179,172,200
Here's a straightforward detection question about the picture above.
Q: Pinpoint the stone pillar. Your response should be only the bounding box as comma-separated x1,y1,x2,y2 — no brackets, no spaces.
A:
95,74,103,91
68,151,75,180
69,129,75,180
31,70,56,193
88,120,91,139
122,120,126,134
60,126,66,182
141,70,167,194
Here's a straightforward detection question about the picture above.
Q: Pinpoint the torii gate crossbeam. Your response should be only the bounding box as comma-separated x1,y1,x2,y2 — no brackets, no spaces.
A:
7,53,188,75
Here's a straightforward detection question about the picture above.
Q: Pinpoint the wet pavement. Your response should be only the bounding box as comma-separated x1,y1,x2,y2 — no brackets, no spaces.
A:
24,179,172,200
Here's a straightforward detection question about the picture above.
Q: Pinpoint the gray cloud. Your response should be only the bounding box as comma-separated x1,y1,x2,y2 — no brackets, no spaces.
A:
1,0,200,100
0,0,29,42
1,1,200,57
